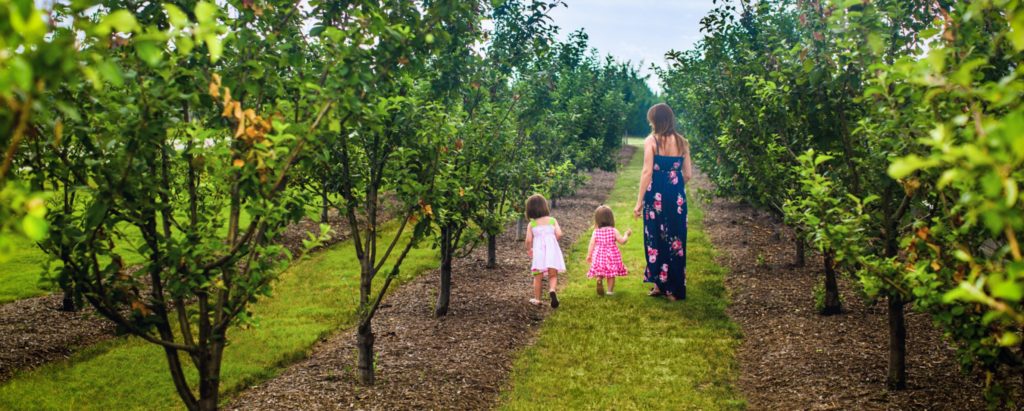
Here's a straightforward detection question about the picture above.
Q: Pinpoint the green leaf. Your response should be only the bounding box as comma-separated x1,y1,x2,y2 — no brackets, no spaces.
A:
937,169,960,188
99,10,139,35
1005,178,1018,207
204,35,223,62
888,155,931,179
866,33,884,55
177,36,194,55
943,282,986,304
998,332,1021,347
97,61,124,87
164,4,189,27
135,41,164,66
953,249,972,262
9,5,47,42
1009,12,1024,52
991,281,1023,302
9,56,32,92
195,1,217,24
925,48,946,74
21,215,48,241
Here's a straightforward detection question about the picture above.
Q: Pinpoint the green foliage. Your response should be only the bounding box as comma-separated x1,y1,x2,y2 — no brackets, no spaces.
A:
663,0,1024,401
9,1,324,409
1,0,655,407
0,218,442,410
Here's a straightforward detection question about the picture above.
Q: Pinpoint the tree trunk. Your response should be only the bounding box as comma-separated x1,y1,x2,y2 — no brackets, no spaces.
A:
60,288,75,312
435,225,453,317
821,250,842,315
356,257,375,385
551,197,557,209
794,233,806,267
320,184,330,224
196,347,222,411
486,233,497,269
887,293,907,390
516,217,524,242
162,345,198,410
59,189,76,312
356,321,375,385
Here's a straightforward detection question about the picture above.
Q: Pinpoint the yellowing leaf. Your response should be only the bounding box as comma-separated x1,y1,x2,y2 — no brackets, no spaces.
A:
131,300,153,316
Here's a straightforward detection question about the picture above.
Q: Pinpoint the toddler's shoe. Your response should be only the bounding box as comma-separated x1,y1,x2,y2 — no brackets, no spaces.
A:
606,291,615,296
549,291,560,308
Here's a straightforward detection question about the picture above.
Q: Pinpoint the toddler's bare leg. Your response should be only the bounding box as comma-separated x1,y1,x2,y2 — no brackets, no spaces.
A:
608,277,616,293
548,268,558,292
533,274,543,300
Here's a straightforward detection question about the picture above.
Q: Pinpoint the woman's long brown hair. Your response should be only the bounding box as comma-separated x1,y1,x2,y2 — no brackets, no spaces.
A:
647,103,690,155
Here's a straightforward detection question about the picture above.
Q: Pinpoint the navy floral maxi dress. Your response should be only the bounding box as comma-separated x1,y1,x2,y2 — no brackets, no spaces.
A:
642,144,687,299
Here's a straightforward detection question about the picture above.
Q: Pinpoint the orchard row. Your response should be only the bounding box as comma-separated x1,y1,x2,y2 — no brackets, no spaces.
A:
660,0,1024,406
0,1,654,410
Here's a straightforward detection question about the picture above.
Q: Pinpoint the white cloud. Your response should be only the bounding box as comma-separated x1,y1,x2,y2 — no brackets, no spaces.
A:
549,0,718,93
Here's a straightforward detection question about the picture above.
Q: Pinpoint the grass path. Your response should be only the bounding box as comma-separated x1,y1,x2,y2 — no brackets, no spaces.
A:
0,225,437,410
498,140,745,410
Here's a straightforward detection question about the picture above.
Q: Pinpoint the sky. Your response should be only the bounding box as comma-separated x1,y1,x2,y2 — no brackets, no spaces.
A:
547,0,719,93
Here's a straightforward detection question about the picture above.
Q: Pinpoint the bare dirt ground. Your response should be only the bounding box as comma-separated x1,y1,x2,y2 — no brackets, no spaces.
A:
227,146,636,410
0,207,382,383
691,171,992,410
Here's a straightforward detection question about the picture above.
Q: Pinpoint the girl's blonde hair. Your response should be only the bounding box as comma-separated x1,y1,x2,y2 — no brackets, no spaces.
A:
594,205,615,228
647,103,690,155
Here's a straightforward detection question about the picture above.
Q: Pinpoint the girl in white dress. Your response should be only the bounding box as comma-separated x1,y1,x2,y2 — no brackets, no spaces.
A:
525,194,565,308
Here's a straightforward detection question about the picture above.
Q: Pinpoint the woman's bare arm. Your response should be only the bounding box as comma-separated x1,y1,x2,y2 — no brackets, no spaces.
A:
682,150,693,183
634,137,656,217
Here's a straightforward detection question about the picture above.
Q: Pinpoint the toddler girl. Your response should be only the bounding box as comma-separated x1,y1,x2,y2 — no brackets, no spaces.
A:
586,205,631,296
525,194,565,308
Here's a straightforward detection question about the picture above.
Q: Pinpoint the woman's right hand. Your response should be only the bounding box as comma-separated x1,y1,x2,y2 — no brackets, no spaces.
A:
633,202,642,218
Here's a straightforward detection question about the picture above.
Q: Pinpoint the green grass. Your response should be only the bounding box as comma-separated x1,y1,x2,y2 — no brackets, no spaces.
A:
0,237,54,303
0,223,439,410
0,206,263,304
498,139,745,410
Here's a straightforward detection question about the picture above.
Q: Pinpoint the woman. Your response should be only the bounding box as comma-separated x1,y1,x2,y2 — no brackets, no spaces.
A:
633,103,693,301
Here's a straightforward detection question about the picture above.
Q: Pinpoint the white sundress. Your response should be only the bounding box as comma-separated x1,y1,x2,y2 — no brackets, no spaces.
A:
530,218,566,274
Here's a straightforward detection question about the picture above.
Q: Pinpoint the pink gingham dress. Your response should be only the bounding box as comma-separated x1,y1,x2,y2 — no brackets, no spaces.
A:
587,227,628,278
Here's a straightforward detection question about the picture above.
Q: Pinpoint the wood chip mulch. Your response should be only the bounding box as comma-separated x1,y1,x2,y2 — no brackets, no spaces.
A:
227,146,636,411
0,207,376,383
691,171,997,410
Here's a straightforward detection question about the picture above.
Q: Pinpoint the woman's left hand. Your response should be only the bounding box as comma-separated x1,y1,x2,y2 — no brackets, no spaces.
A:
633,202,642,218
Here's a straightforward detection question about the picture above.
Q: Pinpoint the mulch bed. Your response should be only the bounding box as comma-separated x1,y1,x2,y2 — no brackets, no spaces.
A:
227,146,636,410
692,171,993,410
0,207,381,383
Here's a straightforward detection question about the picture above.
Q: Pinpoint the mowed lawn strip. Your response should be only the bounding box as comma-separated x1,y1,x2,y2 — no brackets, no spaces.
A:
499,139,744,410
0,239,57,303
0,208,256,303
0,223,437,411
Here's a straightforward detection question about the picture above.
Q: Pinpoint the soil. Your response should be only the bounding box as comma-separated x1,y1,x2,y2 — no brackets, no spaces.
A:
0,205,389,383
227,146,636,411
0,294,115,381
691,171,991,410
